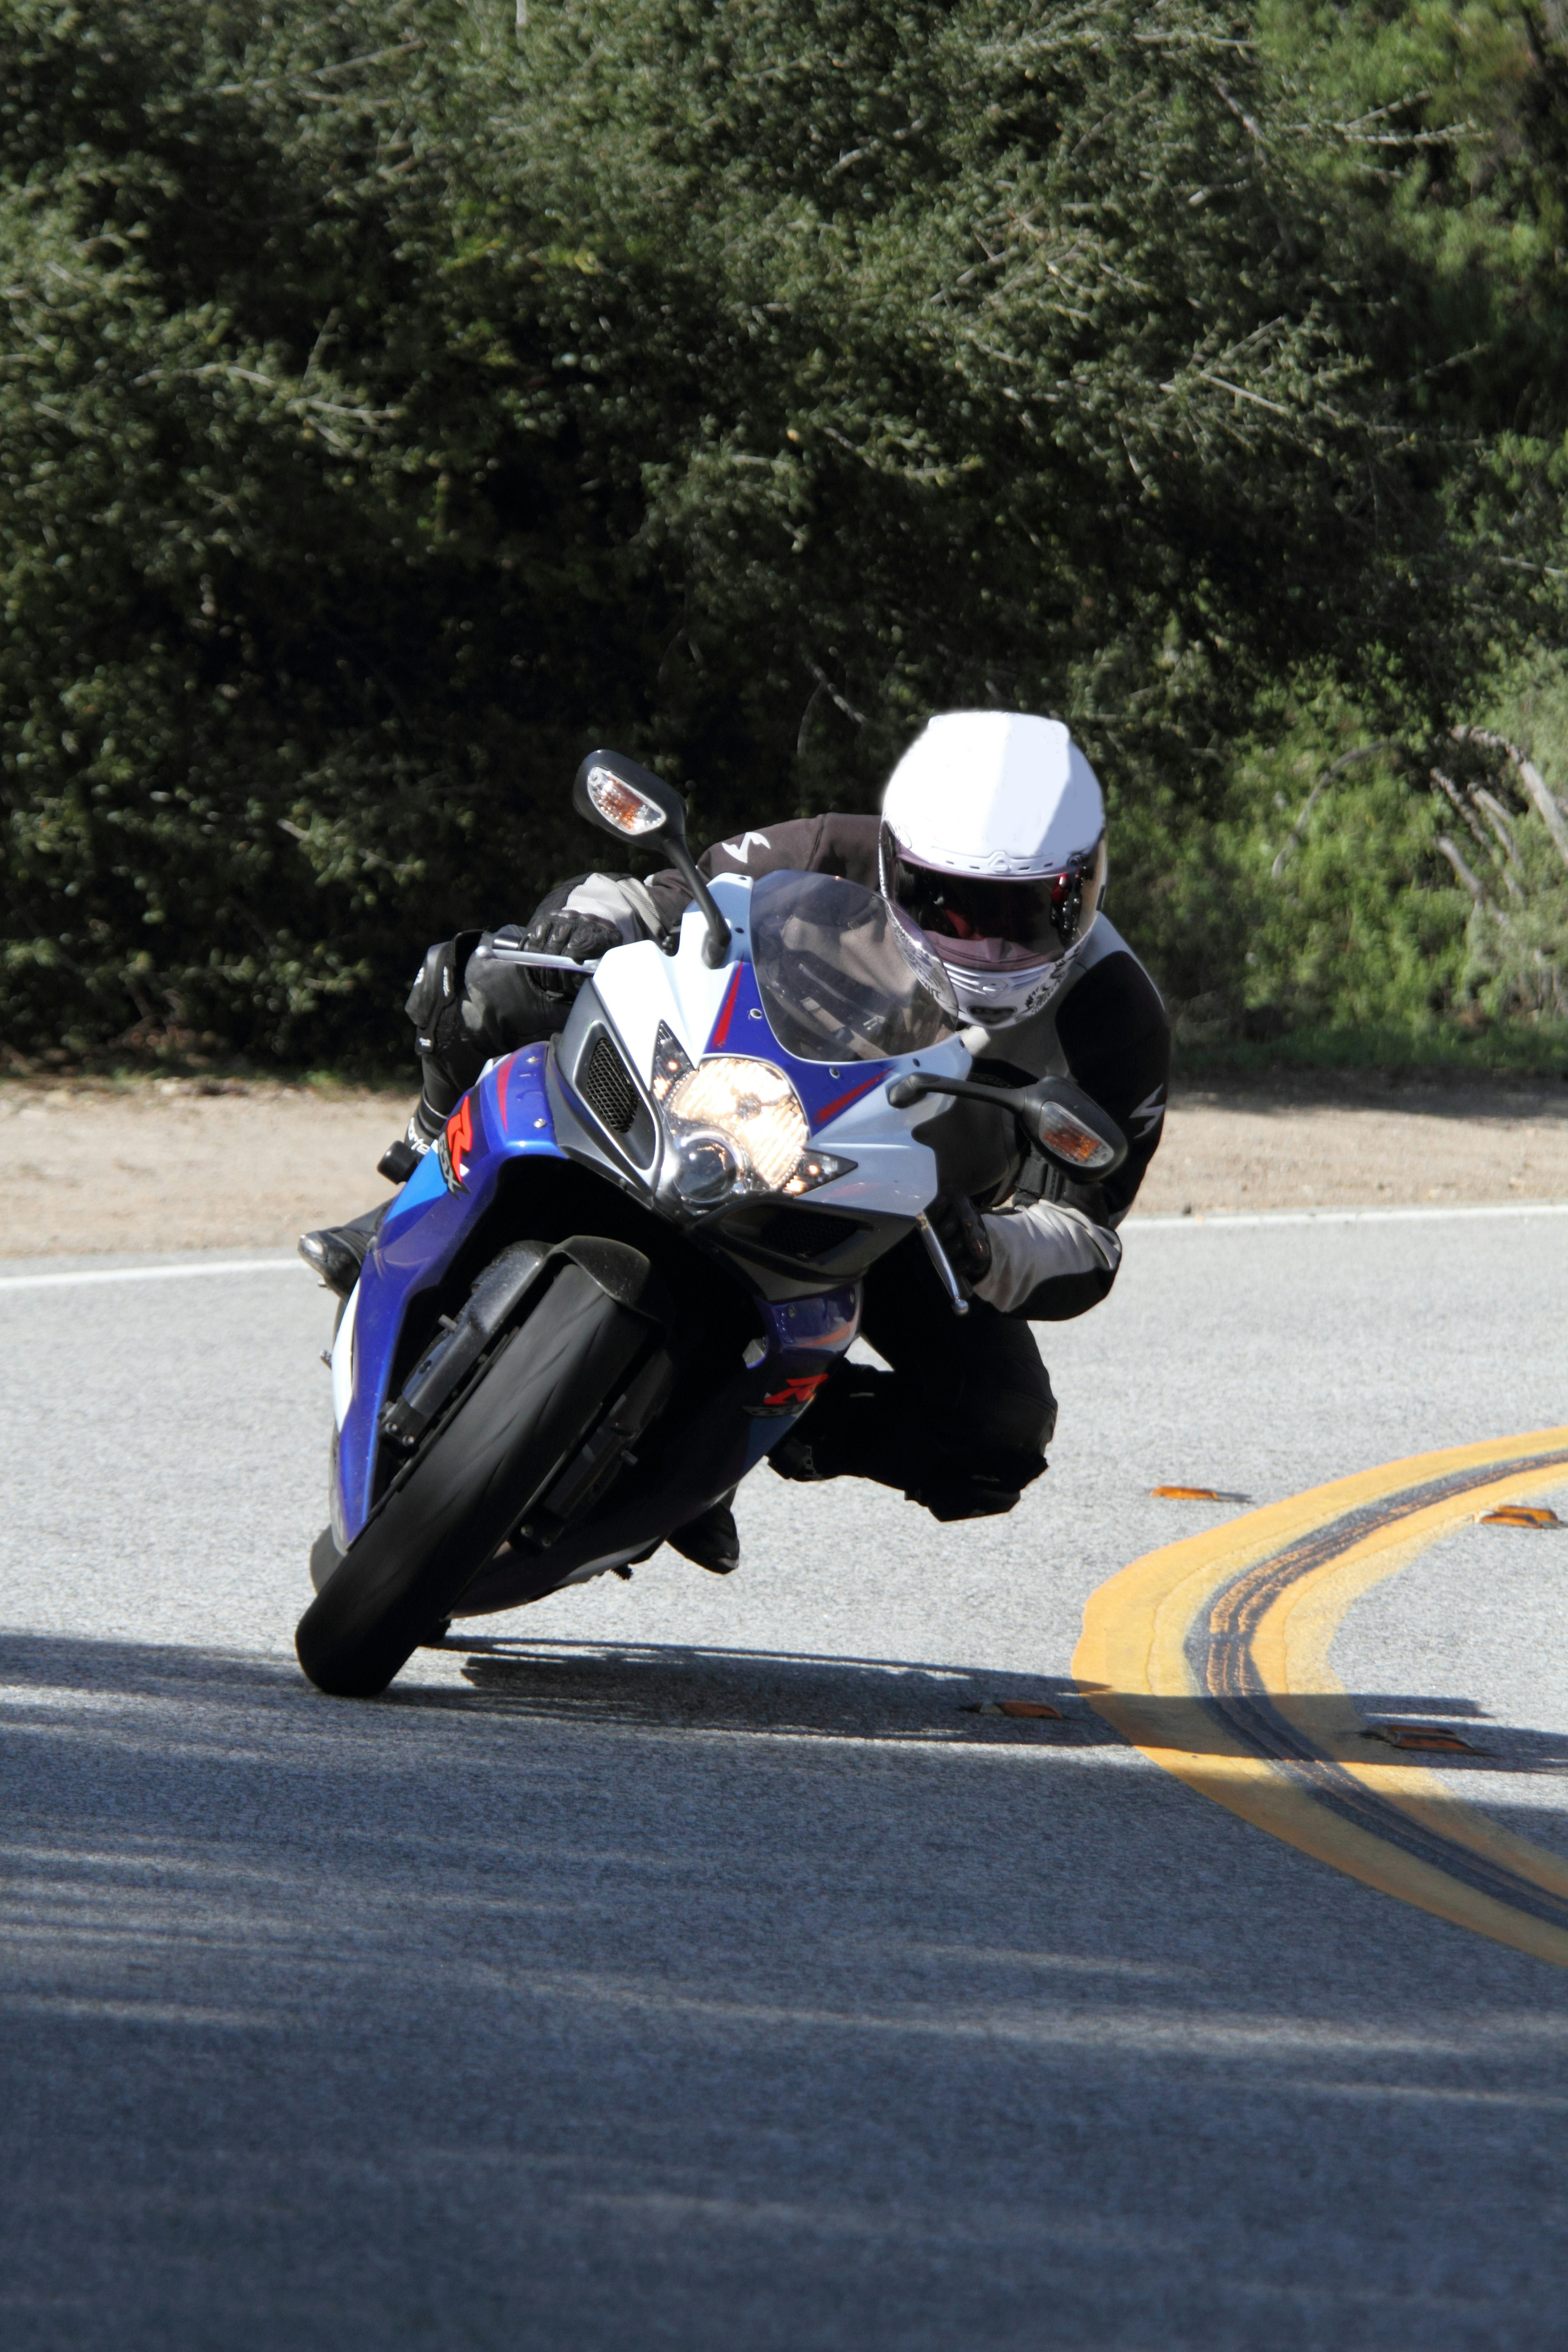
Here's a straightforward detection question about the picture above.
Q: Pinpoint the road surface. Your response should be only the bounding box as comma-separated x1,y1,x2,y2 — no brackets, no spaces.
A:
2,1206,1567,2348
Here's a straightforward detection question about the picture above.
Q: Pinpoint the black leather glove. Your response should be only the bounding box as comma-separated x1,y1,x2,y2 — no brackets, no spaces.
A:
928,1191,993,1294
523,910,621,1000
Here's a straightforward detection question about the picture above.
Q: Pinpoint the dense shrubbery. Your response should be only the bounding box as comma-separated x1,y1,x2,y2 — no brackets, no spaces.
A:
2,0,1566,1067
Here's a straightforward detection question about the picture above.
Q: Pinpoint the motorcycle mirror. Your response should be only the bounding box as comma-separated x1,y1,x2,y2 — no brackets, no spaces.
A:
573,750,688,846
571,749,732,969
1012,1077,1127,1177
884,1071,1127,1179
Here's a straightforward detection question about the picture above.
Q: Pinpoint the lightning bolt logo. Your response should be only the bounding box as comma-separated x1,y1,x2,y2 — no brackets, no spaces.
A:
1129,1087,1166,1140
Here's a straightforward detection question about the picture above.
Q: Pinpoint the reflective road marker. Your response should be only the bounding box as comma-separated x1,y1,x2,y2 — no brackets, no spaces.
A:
1074,1430,1568,1970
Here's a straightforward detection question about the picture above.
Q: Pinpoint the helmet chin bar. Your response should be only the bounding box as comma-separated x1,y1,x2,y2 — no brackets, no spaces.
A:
937,935,1091,1029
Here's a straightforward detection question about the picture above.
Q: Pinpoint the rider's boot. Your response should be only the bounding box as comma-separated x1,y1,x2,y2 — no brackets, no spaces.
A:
668,1489,741,1574
298,1098,445,1298
297,1205,384,1299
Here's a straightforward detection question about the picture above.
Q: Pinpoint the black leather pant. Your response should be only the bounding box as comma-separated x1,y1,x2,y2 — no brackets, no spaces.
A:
771,1230,1058,1521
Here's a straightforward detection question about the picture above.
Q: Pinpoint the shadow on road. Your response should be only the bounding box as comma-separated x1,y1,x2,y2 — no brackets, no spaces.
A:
7,1629,1568,2348
441,1637,1106,1743
4,1625,1565,1764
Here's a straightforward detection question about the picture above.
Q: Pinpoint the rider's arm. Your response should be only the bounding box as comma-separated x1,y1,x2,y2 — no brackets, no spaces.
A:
972,1200,1123,1321
973,945,1170,1319
533,870,674,944
407,815,876,1131
1054,945,1171,1223
529,811,884,946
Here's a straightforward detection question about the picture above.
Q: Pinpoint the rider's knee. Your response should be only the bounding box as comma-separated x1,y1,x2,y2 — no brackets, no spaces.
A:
981,1377,1057,1464
906,1448,1048,1522
951,1330,1058,1463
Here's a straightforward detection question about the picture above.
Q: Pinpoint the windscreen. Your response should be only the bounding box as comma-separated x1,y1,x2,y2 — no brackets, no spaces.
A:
749,870,962,1064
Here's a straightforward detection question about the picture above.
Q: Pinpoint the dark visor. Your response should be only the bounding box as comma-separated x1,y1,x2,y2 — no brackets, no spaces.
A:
882,828,1105,967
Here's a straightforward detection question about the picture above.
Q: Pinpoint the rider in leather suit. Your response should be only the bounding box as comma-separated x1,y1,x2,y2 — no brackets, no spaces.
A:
302,713,1170,1568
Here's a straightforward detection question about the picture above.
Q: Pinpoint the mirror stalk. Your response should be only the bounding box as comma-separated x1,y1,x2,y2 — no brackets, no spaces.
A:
573,749,732,969
666,840,732,969
886,1071,1127,1178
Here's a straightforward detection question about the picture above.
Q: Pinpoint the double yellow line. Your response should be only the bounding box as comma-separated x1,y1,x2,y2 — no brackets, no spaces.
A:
1073,1431,1568,1968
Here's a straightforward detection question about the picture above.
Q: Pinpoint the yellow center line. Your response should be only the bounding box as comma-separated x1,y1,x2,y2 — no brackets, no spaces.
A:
1073,1429,1568,1969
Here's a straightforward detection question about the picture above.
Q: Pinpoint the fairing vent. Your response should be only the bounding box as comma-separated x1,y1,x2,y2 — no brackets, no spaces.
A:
579,1033,639,1136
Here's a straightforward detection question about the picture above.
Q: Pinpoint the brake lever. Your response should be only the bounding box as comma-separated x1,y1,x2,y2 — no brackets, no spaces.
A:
916,1213,970,1316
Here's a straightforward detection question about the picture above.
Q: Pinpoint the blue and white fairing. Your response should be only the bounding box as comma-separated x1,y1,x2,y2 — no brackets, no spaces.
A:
329,871,973,1565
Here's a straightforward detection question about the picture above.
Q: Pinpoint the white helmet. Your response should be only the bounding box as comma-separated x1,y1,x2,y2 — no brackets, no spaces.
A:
878,711,1107,1029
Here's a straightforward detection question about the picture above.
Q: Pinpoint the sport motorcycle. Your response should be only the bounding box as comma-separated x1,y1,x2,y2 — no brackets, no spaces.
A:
296,753,1126,1697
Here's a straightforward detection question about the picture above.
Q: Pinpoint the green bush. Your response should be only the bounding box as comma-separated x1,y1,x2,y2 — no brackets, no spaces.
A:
1,0,1564,1068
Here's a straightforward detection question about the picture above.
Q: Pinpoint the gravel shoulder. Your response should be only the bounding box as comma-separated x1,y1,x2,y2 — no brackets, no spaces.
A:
2,1069,1567,1256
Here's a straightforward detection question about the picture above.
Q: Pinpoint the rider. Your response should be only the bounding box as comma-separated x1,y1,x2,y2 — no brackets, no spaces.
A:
301,712,1170,1567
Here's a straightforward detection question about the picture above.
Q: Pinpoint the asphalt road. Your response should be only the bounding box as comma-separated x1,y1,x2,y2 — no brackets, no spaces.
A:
2,1207,1567,2349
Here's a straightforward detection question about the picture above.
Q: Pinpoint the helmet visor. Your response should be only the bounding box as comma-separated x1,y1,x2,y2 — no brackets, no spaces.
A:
880,826,1105,972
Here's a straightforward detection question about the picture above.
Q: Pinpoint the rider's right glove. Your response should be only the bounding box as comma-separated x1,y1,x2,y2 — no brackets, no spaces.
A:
928,1190,993,1297
523,911,621,1001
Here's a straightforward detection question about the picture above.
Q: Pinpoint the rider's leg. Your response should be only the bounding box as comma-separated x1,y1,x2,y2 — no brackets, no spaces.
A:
770,1231,1056,1520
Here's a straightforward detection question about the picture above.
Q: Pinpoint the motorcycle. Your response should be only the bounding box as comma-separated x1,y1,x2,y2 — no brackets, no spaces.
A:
296,751,1126,1698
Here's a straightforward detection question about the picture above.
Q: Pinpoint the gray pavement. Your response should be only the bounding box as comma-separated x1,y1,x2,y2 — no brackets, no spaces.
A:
2,1209,1567,2348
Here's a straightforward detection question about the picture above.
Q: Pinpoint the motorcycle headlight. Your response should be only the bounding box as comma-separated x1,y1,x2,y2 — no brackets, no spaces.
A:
651,1026,854,1204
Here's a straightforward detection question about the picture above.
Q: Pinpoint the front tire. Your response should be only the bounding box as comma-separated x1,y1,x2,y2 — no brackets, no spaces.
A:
296,1263,653,1699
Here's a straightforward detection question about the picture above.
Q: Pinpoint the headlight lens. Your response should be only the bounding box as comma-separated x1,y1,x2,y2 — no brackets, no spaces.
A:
651,1026,854,1203
665,1057,809,1192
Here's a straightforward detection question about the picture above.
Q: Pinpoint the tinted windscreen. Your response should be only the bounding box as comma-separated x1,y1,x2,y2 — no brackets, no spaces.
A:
749,871,961,1063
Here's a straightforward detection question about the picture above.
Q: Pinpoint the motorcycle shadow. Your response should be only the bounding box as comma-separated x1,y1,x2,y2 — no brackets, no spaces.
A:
406,1646,1568,1769
407,1639,1113,1746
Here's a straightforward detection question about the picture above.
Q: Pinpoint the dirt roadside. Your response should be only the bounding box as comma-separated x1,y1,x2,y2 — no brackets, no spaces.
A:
2,1071,1567,1258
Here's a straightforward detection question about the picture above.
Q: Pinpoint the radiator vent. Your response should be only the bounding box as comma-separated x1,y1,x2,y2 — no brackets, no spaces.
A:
579,1032,639,1136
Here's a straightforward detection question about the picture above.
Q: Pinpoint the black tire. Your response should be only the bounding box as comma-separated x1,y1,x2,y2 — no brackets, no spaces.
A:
309,1525,343,1594
296,1263,652,1699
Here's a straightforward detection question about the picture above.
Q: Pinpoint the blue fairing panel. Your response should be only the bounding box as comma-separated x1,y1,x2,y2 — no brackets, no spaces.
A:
336,1045,564,1543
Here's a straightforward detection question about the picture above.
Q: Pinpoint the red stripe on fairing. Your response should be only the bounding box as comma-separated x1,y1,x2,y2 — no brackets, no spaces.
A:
496,1053,513,1128
708,965,744,1050
812,1072,883,1127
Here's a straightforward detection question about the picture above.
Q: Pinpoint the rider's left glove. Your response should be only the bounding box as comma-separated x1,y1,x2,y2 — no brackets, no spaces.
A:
523,911,621,1001
928,1190,993,1297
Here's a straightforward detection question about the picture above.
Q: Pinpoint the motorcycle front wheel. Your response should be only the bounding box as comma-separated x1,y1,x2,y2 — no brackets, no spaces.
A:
295,1261,653,1699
